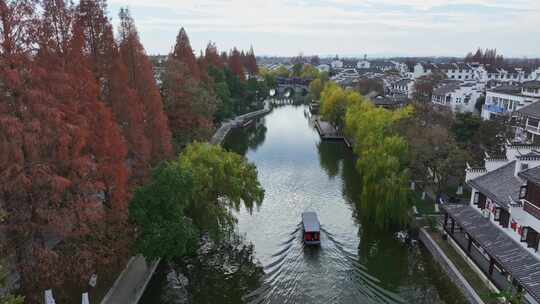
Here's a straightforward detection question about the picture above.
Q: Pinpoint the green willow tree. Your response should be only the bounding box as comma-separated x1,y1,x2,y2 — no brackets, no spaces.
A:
129,162,198,261
179,143,265,238
320,83,363,130
345,100,414,228
309,78,324,101
130,143,264,260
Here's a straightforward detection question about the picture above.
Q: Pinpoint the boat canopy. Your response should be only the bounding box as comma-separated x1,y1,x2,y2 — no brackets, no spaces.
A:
302,212,320,232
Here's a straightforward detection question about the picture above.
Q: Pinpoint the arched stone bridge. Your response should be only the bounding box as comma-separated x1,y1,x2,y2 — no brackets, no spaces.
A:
274,77,311,97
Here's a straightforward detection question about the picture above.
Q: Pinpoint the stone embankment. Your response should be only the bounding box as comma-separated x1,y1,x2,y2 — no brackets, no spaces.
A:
418,228,485,304
210,103,271,145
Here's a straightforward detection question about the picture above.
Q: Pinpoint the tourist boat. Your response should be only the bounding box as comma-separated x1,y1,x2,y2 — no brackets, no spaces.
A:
302,212,321,245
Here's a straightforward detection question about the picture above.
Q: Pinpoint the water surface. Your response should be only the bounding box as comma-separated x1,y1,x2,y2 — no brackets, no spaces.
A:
141,104,466,304
223,104,464,304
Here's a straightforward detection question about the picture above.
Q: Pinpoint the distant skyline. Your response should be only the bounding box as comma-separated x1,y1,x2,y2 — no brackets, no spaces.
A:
108,0,540,58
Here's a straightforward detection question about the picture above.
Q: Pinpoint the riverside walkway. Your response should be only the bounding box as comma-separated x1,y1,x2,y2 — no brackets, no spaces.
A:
100,256,159,304
210,102,271,145
100,101,271,304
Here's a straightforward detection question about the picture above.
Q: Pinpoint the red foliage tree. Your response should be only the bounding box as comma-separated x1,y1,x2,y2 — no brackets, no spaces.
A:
171,27,200,81
163,56,215,150
204,41,223,68
118,7,173,164
1,1,131,301
76,1,152,184
228,47,245,81
245,45,258,75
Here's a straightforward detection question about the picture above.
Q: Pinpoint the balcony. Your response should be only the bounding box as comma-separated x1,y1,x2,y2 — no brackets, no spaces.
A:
483,104,506,114
525,124,540,135
524,200,540,221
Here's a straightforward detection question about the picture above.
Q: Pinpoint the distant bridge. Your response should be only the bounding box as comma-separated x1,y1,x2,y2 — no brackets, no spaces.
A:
273,77,311,97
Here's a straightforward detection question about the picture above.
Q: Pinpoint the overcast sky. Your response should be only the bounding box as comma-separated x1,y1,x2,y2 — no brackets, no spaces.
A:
108,0,540,58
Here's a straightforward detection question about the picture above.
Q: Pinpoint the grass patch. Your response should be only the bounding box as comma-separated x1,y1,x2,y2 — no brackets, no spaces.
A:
412,191,438,215
428,231,495,303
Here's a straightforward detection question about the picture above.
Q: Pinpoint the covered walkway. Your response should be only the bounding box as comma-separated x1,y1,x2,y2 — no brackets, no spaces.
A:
442,204,540,303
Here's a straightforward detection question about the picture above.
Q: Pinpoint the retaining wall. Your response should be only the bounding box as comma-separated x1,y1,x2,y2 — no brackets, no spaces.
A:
419,228,485,304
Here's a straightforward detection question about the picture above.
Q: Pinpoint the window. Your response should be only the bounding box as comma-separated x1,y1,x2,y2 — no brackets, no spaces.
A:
521,163,529,171
494,208,501,221
473,192,479,205
521,227,528,242
520,185,528,199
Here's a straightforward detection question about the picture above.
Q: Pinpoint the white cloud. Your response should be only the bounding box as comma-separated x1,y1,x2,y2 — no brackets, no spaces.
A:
107,0,540,57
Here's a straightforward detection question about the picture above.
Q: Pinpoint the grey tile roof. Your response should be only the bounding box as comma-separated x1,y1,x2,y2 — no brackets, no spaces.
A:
491,85,522,95
433,82,461,96
394,79,413,86
442,204,540,302
370,60,395,68
485,65,500,73
516,101,540,119
371,95,409,107
467,161,523,209
437,63,455,70
524,81,540,89
519,166,540,185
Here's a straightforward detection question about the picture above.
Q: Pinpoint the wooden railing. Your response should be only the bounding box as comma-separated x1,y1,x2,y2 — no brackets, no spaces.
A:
523,200,540,220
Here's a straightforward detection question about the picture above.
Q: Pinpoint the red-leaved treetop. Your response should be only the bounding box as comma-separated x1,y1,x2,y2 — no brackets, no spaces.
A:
118,7,173,164
228,47,245,81
162,29,219,150
76,1,153,185
245,45,258,75
205,41,223,68
172,27,200,81
0,0,36,61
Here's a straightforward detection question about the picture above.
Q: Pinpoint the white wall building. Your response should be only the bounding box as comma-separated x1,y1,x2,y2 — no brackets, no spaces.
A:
357,60,370,69
481,81,540,120
331,59,343,69
431,81,483,113
464,143,540,259
412,63,437,79
389,79,415,99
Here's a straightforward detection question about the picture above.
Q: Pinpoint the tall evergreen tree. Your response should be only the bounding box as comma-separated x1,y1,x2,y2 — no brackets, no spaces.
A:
171,27,200,81
245,45,259,75
77,0,152,185
118,7,173,164
228,47,245,81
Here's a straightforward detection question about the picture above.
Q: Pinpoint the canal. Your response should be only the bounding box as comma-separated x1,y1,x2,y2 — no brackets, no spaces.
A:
141,104,466,304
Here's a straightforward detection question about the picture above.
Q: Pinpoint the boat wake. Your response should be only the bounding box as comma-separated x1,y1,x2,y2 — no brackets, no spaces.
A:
244,225,405,304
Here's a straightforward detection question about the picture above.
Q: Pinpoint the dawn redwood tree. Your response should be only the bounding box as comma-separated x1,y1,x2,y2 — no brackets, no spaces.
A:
171,27,200,81
205,41,223,69
1,1,130,300
163,27,218,150
77,1,152,184
162,58,216,149
228,47,245,81
118,7,173,165
245,45,258,75
0,0,36,61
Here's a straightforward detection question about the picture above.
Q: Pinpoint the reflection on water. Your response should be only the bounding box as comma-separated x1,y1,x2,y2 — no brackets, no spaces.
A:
141,104,467,304
223,105,466,304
